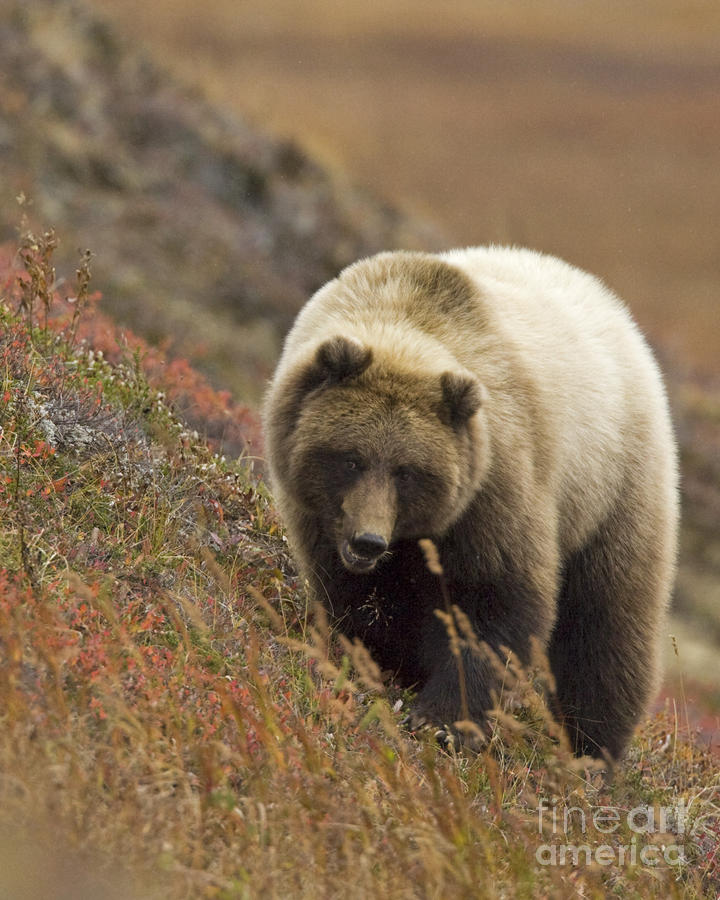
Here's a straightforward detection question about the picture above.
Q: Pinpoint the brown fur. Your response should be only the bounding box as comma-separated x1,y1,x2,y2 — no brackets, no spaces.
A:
263,248,679,759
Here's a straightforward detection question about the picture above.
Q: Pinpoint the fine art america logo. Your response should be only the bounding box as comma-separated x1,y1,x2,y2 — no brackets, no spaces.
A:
535,798,689,868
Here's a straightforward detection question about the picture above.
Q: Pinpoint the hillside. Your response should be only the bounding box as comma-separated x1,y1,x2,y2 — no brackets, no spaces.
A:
1,223,719,900
0,0,440,405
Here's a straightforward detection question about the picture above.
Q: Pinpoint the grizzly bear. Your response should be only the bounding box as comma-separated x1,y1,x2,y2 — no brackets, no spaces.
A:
263,247,679,760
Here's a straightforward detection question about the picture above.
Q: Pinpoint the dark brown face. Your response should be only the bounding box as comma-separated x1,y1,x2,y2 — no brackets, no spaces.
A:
288,373,476,573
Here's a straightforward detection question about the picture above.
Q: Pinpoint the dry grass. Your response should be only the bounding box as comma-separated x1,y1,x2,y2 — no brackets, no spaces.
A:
1,226,719,898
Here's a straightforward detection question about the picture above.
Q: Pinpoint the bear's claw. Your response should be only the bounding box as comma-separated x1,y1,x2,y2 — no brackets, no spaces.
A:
401,712,460,751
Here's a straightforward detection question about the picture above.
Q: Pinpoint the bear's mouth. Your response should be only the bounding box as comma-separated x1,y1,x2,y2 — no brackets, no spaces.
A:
339,539,382,574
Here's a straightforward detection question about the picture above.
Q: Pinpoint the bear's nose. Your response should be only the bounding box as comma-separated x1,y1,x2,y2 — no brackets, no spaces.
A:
350,533,388,558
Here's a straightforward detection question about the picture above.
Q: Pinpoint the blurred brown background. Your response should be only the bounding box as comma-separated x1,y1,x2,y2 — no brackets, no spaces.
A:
89,0,720,373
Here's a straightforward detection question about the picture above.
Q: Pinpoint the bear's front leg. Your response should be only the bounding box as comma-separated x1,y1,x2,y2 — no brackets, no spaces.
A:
407,570,556,747
406,644,498,747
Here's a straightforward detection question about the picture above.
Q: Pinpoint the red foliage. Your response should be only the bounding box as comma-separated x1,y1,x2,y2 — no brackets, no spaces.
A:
0,241,263,458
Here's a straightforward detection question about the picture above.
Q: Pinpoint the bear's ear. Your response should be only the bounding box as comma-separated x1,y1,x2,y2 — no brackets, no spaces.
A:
312,336,373,384
440,372,485,426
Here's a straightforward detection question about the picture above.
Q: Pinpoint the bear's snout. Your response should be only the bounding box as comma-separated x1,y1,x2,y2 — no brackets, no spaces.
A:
340,533,388,573
339,473,396,572
350,532,388,558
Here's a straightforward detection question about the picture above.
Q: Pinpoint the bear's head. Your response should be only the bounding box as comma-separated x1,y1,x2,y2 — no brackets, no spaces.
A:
285,336,488,574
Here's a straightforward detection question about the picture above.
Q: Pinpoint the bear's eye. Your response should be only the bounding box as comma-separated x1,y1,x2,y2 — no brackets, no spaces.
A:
344,456,363,472
395,466,415,485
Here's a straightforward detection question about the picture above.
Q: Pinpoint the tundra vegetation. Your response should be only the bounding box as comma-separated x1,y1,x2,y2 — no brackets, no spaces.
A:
0,228,718,899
